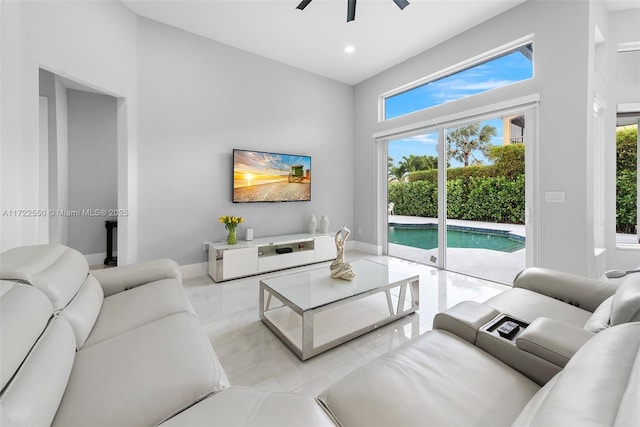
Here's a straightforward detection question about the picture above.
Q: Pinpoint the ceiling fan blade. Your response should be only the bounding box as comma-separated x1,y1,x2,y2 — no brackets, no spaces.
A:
296,0,312,11
347,0,356,22
393,0,410,10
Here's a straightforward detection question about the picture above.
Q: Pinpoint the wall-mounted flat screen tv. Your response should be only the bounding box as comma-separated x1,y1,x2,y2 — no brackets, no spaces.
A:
233,149,311,203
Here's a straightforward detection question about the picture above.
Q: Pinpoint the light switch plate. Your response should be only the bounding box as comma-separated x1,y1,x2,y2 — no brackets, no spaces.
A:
544,191,566,203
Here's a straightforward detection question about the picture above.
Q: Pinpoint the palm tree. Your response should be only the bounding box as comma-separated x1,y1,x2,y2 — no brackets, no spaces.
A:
399,154,438,172
388,164,407,182
446,123,496,167
388,156,404,182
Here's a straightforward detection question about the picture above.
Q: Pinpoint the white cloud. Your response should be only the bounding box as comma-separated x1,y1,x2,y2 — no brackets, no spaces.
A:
407,134,438,144
450,79,515,91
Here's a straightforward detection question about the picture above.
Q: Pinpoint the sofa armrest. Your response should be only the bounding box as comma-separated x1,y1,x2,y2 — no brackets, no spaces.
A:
516,317,594,367
91,259,181,297
433,301,500,344
513,268,619,312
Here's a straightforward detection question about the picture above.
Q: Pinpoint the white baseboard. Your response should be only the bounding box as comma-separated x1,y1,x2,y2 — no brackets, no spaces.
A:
180,262,208,280
351,240,383,255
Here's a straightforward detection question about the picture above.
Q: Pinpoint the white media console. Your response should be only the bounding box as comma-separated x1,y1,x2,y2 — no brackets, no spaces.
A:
208,233,336,282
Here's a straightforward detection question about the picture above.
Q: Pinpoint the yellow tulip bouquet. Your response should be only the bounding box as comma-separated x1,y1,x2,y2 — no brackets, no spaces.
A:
219,215,243,245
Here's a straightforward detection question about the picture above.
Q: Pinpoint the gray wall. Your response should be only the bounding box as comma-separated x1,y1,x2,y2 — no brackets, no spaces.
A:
136,17,354,265
67,89,118,256
352,0,594,275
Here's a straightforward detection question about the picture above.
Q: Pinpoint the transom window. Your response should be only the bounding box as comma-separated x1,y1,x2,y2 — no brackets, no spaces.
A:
383,42,534,120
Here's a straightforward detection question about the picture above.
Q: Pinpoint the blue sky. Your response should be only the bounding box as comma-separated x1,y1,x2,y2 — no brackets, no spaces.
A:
389,118,504,168
234,150,311,176
387,47,532,169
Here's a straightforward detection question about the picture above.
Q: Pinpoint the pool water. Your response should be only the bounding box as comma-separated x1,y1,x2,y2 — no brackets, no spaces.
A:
388,225,525,253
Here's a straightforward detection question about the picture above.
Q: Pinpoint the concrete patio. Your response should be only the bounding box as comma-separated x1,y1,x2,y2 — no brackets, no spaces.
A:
387,215,526,284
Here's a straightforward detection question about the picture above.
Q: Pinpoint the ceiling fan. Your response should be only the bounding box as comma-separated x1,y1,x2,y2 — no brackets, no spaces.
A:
296,0,410,22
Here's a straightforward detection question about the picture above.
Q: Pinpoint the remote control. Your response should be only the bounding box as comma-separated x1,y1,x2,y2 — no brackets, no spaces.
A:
497,321,520,339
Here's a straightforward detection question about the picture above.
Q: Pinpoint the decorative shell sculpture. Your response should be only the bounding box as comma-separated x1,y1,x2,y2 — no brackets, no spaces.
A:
330,226,356,280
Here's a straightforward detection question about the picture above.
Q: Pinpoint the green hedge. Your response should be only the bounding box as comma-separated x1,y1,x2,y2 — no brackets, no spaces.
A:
617,170,637,234
406,145,525,183
408,165,494,183
389,175,525,224
489,144,525,179
616,126,637,233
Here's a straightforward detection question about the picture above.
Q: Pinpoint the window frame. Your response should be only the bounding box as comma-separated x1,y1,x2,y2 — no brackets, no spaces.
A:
379,35,535,122
615,108,640,248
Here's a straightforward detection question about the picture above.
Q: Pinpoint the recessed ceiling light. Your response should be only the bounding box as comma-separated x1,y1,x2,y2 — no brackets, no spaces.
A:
344,45,355,54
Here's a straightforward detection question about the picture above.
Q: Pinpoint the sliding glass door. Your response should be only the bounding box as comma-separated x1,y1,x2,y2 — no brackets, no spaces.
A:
385,107,536,284
387,132,440,266
444,115,526,283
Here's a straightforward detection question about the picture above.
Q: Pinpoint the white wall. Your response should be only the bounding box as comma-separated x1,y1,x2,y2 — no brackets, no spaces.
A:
1,1,37,249
0,0,138,262
67,89,118,256
136,17,354,265
353,0,594,275
53,75,69,245
585,0,611,278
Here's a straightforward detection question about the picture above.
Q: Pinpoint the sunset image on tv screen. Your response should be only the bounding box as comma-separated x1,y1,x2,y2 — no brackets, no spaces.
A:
233,150,311,202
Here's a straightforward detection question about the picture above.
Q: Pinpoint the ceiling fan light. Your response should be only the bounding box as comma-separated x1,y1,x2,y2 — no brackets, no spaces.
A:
297,0,409,22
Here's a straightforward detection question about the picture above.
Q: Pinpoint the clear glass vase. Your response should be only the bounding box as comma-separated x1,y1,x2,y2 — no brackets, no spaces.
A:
227,226,237,245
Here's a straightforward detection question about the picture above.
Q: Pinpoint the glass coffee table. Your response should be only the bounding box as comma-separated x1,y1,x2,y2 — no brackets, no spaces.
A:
259,259,420,360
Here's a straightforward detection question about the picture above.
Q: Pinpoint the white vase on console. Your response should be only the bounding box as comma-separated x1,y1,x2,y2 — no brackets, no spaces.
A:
308,215,317,234
320,214,329,234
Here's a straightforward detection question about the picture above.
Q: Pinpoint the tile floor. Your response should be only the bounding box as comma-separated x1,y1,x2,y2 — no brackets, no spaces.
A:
183,250,508,397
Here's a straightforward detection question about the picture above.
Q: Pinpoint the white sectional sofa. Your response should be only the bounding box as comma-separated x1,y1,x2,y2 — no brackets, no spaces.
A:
483,267,637,331
0,244,229,426
1,244,639,426
317,322,640,426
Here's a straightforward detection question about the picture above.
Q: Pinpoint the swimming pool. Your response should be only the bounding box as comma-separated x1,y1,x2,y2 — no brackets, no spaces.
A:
388,224,525,253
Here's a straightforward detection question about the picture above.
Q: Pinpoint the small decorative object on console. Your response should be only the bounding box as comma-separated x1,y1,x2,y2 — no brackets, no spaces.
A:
219,215,243,245
330,226,356,280
320,214,329,234
308,214,317,234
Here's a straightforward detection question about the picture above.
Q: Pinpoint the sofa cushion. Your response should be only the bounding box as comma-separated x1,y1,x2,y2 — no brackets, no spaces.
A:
52,312,230,427
512,322,640,426
609,273,640,326
1,317,76,427
82,278,195,348
161,387,336,426
60,274,104,348
318,329,539,426
583,295,614,332
0,281,53,390
0,244,89,312
484,288,592,327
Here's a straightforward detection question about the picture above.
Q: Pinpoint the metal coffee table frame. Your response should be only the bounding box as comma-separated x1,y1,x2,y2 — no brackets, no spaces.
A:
259,261,419,360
